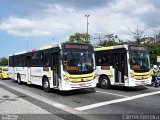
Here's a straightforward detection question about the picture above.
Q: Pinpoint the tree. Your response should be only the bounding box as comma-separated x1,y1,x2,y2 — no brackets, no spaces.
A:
95,33,120,47
127,26,146,44
68,32,90,43
0,57,8,66
143,41,160,64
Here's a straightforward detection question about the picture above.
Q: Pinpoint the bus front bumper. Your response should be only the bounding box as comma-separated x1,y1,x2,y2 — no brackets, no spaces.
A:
130,78,152,86
61,79,97,91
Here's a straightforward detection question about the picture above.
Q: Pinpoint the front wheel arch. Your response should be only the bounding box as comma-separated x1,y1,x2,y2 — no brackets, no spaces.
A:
17,73,21,85
42,76,50,92
99,75,111,89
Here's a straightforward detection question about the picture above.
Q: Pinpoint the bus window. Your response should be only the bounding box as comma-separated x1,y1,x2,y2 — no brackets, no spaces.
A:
41,51,49,66
96,51,111,66
32,52,41,66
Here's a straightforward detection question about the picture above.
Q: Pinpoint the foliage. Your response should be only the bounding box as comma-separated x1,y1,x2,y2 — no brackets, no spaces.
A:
68,32,90,43
96,40,118,46
95,33,120,46
0,57,8,66
143,41,160,64
127,26,146,45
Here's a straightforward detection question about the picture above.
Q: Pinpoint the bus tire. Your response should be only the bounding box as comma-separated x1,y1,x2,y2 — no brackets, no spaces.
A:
17,75,21,85
99,76,111,89
43,77,50,92
1,75,3,80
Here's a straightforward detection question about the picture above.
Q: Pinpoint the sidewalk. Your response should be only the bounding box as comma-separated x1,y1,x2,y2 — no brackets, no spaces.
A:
0,87,50,114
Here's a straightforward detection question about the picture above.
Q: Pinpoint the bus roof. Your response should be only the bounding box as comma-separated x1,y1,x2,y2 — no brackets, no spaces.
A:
14,51,27,55
40,44,59,50
9,42,92,57
94,45,128,51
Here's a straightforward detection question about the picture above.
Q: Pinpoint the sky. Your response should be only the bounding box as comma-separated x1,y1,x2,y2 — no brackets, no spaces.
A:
0,0,160,57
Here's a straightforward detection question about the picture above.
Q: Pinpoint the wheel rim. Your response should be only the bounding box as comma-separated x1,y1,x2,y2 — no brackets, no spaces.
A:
44,81,49,88
102,79,108,86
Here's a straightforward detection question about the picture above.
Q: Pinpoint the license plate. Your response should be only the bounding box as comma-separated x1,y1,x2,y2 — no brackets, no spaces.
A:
80,83,85,87
141,81,145,84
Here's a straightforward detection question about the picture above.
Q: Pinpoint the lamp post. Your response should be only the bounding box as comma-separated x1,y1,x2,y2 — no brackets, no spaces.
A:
85,14,90,41
27,39,28,51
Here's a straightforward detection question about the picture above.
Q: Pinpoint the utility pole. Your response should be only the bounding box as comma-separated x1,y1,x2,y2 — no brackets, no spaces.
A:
85,14,90,41
27,39,29,51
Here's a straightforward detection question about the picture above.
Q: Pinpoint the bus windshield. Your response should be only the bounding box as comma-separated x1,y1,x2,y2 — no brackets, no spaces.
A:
63,51,94,74
129,50,150,71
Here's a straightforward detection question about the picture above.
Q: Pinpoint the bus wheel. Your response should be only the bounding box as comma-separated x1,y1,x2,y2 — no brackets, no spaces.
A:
99,76,111,89
43,77,50,92
17,75,21,85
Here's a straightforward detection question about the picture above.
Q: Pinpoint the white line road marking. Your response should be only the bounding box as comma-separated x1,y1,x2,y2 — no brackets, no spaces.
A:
75,91,160,111
96,90,129,98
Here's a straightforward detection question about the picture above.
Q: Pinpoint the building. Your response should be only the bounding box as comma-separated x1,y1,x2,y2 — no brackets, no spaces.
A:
140,35,155,44
155,33,160,42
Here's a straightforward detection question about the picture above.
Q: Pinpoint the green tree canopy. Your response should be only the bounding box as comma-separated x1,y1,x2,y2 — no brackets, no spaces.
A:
68,32,90,43
95,33,121,47
143,41,160,64
0,57,8,66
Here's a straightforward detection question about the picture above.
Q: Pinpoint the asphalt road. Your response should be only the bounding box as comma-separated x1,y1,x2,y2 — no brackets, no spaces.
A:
0,79,160,120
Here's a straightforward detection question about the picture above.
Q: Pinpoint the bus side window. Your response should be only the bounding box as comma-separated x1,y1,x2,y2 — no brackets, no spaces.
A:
32,52,41,66
96,51,111,66
41,51,49,67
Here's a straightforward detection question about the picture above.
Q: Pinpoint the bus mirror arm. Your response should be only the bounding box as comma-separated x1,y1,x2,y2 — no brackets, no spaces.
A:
59,55,63,60
60,50,63,60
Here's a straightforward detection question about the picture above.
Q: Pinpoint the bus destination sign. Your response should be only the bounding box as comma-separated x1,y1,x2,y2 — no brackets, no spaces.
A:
129,45,145,51
64,44,89,50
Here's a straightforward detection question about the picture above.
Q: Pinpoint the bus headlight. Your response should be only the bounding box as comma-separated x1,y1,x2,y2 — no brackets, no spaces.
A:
130,72,134,78
63,75,69,82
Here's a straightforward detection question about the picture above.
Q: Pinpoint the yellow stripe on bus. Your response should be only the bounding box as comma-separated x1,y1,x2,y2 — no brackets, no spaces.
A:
65,70,96,82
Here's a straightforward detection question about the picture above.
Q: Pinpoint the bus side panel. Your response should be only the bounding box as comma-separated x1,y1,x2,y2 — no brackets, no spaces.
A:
30,67,53,87
9,67,15,80
14,67,27,82
96,66,114,85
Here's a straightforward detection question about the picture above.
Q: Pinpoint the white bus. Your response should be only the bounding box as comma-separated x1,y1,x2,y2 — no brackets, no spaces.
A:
95,45,151,89
9,42,97,91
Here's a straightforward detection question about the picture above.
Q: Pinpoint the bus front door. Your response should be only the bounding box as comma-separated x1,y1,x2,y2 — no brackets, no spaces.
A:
26,56,31,84
51,53,60,87
113,53,125,84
